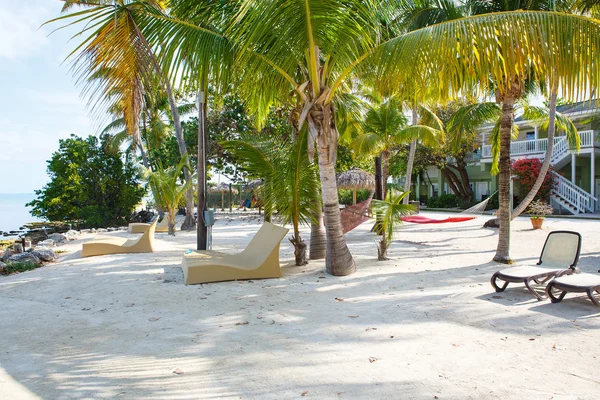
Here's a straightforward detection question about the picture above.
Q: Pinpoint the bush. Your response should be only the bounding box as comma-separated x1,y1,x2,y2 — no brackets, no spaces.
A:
427,194,459,208
27,135,146,228
338,189,372,205
2,260,38,275
512,158,556,202
485,193,499,210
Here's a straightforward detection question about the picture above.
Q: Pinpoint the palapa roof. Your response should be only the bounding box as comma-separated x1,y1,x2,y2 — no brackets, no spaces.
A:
210,182,239,194
336,168,376,190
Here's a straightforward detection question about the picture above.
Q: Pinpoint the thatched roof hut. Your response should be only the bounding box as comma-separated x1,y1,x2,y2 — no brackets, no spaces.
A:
337,168,375,205
210,182,239,195
210,182,238,210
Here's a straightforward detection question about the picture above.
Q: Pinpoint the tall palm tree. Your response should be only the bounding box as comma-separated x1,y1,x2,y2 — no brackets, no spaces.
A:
49,1,200,231
350,96,442,199
62,3,600,269
373,12,600,263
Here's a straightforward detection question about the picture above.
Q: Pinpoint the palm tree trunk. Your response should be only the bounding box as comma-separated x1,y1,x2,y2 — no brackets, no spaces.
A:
403,108,419,204
493,99,516,264
511,89,558,219
309,202,326,260
378,237,389,261
137,139,150,169
290,217,308,266
381,150,390,199
309,103,355,276
165,82,196,231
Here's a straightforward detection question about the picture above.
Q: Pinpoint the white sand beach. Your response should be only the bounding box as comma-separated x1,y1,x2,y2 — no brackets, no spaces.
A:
1,212,599,399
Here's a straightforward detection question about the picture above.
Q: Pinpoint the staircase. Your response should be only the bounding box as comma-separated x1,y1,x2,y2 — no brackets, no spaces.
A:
548,137,596,214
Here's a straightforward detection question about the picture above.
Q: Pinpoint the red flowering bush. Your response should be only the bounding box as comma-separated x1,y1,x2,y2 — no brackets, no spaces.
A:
512,158,556,201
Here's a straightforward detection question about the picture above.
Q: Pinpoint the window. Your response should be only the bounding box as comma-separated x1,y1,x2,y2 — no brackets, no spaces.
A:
526,131,535,141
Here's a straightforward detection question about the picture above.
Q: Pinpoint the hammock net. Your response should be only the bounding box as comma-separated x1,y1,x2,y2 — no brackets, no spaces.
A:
340,196,374,233
401,192,496,224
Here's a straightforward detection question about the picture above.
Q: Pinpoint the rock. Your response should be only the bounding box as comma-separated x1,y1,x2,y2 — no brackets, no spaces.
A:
1,249,13,262
13,243,23,254
130,210,155,223
107,227,118,232
96,228,107,233
32,249,57,262
37,239,55,248
48,233,68,244
0,261,6,274
65,230,79,240
8,253,41,267
484,218,500,228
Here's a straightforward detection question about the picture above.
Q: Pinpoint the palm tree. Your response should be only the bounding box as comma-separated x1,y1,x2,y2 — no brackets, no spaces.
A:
61,3,600,268
509,98,580,218
371,191,416,260
221,130,320,266
350,96,443,199
145,156,191,236
49,1,202,232
373,12,600,263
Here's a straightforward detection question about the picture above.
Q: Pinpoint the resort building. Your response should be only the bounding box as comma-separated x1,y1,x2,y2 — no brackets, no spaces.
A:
415,100,600,214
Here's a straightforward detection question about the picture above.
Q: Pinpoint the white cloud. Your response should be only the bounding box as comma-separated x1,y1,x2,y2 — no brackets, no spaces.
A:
0,3,52,60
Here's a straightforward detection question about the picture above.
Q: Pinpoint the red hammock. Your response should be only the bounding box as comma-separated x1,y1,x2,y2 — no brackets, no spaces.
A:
401,215,476,224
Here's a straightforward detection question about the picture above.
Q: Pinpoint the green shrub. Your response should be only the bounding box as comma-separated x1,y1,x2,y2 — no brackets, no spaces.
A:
427,194,459,208
338,189,372,205
3,261,38,275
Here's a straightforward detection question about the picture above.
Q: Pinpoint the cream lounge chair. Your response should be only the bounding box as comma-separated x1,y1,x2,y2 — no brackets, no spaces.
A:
128,214,172,233
546,272,600,307
181,222,289,285
490,231,582,301
82,220,157,257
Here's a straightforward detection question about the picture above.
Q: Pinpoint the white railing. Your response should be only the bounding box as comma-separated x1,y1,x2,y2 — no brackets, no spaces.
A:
579,130,594,147
551,171,597,213
481,130,598,160
550,136,569,165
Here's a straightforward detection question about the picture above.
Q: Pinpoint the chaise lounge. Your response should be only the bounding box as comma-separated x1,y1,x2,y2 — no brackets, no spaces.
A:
490,231,582,301
82,219,157,257
181,222,289,285
546,272,600,306
128,214,172,233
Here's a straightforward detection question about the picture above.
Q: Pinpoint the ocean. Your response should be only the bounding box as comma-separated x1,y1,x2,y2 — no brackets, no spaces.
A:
0,193,43,236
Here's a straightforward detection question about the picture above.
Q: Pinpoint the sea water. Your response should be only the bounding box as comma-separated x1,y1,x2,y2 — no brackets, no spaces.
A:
0,193,42,235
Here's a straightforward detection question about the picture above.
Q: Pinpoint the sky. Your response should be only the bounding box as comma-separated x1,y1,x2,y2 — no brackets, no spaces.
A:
0,0,99,194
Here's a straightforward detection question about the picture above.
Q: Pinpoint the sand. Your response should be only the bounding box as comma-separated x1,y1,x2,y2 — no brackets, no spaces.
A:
1,212,599,399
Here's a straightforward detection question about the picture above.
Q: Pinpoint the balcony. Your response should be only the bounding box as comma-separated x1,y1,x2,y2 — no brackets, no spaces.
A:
481,130,600,160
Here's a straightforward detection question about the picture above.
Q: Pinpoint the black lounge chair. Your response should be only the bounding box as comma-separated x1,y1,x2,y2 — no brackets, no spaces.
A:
490,231,582,301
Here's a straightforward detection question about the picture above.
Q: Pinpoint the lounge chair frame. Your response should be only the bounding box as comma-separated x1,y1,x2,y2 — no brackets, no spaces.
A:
546,274,600,307
490,231,582,301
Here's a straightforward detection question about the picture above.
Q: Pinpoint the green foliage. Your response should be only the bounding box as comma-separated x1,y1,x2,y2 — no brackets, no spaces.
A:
221,129,320,229
427,194,459,208
28,135,146,228
371,192,416,259
338,189,372,206
526,200,554,219
3,260,38,275
144,156,191,235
